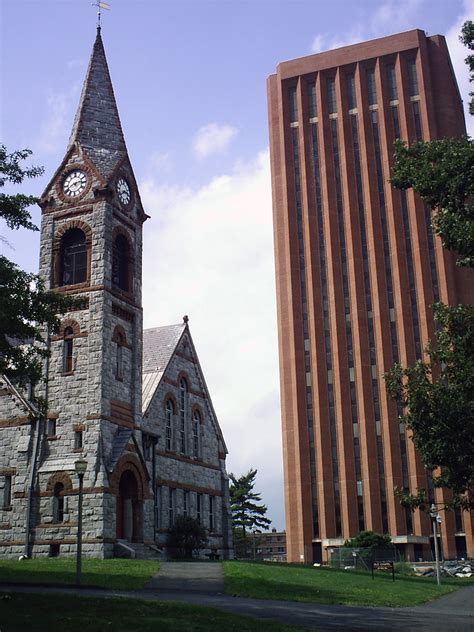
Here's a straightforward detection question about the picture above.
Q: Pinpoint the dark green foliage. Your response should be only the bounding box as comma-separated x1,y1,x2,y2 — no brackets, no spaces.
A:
167,515,208,558
460,20,474,114
0,145,43,232
391,136,474,267
0,145,75,386
343,530,392,549
385,303,474,509
229,468,271,537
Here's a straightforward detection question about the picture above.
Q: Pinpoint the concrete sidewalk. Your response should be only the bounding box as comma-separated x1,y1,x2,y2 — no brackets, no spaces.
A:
145,561,224,594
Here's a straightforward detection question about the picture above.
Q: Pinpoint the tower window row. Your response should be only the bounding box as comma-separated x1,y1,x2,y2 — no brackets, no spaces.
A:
55,225,133,292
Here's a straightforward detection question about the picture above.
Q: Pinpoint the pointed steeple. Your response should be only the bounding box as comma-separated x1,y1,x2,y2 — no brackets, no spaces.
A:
68,29,127,178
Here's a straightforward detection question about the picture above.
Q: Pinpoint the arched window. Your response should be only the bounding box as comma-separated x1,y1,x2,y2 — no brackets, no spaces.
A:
192,410,201,458
112,234,131,292
165,399,174,451
116,332,124,379
53,482,64,523
63,327,74,372
60,228,87,286
179,378,188,455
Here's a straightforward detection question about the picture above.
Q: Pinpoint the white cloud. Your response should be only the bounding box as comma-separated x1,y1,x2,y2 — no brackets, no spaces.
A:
141,150,285,528
445,0,474,136
192,122,238,159
310,0,423,53
37,82,80,153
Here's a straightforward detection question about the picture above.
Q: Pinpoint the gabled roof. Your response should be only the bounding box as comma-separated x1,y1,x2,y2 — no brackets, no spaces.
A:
143,324,186,374
141,321,228,453
67,28,127,178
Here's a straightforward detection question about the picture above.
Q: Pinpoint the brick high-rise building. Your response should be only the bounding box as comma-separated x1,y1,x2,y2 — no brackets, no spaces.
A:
268,29,473,563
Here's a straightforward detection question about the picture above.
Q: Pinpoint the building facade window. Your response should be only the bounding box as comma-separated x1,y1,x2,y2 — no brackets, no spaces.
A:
46,419,57,437
112,234,131,292
60,228,87,286
74,430,83,449
63,327,74,372
168,488,175,527
209,495,214,532
183,490,189,518
326,77,337,114
2,475,12,508
192,410,201,458
179,378,188,455
165,399,174,451
116,332,124,379
407,57,419,97
196,493,202,523
53,482,64,523
366,68,377,106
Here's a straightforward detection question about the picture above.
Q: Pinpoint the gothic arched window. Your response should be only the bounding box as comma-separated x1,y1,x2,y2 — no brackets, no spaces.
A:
192,410,201,458
112,234,131,292
53,482,64,523
63,327,74,373
60,228,87,286
179,378,188,455
165,399,174,451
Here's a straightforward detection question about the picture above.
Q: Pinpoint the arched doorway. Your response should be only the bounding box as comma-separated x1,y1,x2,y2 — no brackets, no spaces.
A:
116,469,142,541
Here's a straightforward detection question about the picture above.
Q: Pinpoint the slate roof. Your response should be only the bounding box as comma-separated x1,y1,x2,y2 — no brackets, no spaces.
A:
142,323,185,413
143,324,185,374
67,29,127,178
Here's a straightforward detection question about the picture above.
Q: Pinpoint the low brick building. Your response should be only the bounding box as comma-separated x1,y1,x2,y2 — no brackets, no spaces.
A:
0,28,233,560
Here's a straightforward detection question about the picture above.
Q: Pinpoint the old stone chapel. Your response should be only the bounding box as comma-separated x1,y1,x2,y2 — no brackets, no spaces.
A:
0,29,233,559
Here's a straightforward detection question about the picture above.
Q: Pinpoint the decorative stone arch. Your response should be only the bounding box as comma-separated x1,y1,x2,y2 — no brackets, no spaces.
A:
109,454,149,499
58,319,82,338
111,226,134,294
177,371,190,388
164,392,177,411
46,471,73,496
53,219,92,288
110,455,149,542
112,324,131,348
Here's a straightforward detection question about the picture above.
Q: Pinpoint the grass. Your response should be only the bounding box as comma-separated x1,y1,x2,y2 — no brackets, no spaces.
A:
0,593,304,632
223,560,474,608
0,558,159,590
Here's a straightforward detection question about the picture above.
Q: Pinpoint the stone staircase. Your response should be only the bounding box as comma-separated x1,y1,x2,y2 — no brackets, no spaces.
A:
114,540,165,560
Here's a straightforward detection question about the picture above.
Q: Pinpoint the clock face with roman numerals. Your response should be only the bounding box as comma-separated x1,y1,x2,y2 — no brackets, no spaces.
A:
63,170,87,197
117,178,131,206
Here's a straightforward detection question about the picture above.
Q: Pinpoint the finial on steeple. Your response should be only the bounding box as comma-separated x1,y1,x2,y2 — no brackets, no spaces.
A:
183,315,189,324
93,1,110,32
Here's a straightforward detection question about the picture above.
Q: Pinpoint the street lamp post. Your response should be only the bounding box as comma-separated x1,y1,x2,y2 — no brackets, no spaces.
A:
430,504,441,586
75,458,88,587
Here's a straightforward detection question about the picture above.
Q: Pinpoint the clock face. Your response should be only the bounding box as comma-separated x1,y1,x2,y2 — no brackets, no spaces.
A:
117,178,131,206
63,170,87,197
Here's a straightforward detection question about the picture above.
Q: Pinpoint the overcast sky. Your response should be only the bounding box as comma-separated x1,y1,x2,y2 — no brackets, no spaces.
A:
1,0,472,530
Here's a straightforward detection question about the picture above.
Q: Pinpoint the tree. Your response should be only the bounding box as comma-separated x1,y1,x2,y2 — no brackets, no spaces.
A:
386,23,474,510
167,515,208,559
385,303,474,510
0,145,74,386
343,530,392,549
460,20,474,114
229,468,271,557
391,137,473,268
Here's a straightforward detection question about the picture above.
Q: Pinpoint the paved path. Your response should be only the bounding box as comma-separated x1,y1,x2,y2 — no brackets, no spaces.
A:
145,561,224,593
2,562,474,631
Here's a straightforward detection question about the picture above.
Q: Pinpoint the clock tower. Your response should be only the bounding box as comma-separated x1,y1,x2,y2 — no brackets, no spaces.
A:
36,27,150,555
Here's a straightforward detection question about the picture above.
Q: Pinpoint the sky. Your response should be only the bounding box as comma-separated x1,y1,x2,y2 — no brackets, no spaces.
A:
1,0,472,530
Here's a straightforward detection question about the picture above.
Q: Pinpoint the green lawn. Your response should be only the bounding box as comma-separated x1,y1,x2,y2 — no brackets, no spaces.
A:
0,558,159,590
223,561,473,607
0,593,304,632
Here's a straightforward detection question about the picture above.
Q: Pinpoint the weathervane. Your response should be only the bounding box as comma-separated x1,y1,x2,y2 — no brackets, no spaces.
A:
92,1,111,31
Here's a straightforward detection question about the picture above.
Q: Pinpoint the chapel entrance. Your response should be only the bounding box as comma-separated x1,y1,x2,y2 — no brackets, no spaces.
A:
116,469,142,542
